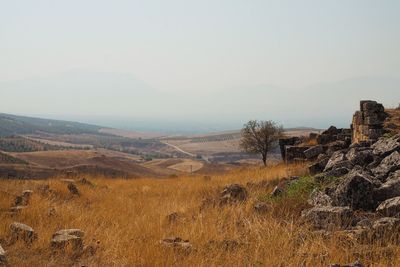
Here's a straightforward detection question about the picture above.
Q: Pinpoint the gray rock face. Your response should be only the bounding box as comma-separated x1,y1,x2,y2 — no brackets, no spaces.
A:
372,151,400,181
53,229,84,238
371,134,400,157
301,206,353,230
373,177,400,202
308,155,329,175
333,172,376,211
51,234,83,252
346,147,374,166
10,222,37,244
304,145,324,159
51,228,85,253
219,184,247,205
376,196,400,217
324,151,346,171
371,217,400,243
307,190,333,207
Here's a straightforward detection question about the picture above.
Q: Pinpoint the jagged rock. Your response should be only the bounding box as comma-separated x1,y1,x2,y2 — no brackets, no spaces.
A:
308,156,329,175
315,167,351,183
371,134,400,157
14,190,33,206
51,234,83,252
324,151,346,171
279,137,301,160
67,183,80,195
253,202,268,213
308,190,333,207
0,244,6,266
160,237,192,250
356,218,373,229
329,261,364,267
376,197,400,217
326,141,350,155
387,170,400,181
301,206,353,230
373,177,400,202
53,229,85,238
323,126,340,135
304,145,324,159
372,151,400,181
9,222,37,244
346,147,374,166
333,172,376,211
371,217,400,244
219,184,247,205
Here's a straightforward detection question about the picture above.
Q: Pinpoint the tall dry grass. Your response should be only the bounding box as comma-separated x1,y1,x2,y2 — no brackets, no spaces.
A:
0,163,399,266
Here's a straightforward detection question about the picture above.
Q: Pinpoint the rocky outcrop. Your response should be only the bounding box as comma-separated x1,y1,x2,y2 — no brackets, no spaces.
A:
219,184,247,205
9,222,37,244
351,100,388,143
51,228,85,253
301,206,353,230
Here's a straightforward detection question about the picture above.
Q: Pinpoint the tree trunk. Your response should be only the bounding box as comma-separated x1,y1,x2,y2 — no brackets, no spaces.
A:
262,154,267,166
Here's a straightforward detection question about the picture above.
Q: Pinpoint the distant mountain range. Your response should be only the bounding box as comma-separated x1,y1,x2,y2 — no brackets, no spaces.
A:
0,113,102,137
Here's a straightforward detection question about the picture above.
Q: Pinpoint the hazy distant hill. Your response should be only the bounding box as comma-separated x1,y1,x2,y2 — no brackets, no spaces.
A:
0,113,102,137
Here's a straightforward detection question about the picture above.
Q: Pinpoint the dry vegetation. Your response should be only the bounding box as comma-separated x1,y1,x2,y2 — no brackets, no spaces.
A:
0,164,399,266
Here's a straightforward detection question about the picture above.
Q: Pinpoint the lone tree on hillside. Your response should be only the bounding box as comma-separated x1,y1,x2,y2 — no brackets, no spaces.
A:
240,120,284,166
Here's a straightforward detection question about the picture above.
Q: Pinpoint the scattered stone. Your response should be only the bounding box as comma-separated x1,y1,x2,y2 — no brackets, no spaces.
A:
53,229,85,239
346,147,374,166
373,176,400,202
372,151,400,181
160,237,192,250
371,217,400,244
333,172,376,211
51,234,83,252
304,145,324,159
329,261,364,267
14,190,33,206
301,206,353,230
219,184,247,205
253,202,268,213
371,134,400,157
67,183,80,195
376,197,400,217
307,190,332,207
9,222,37,244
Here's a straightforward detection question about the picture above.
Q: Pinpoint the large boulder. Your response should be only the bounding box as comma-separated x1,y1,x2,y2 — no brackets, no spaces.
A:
324,151,353,172
308,155,329,175
346,147,374,166
9,222,37,244
332,172,376,211
301,206,353,230
371,217,400,244
307,189,333,207
304,145,324,159
51,228,85,253
371,134,400,157
372,151,400,181
373,177,400,202
219,184,247,205
376,197,400,217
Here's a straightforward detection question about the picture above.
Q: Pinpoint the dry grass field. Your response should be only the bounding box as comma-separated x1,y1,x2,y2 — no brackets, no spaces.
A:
1,163,399,266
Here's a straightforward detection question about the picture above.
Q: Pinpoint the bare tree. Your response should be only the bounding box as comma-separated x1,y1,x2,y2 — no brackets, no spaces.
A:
240,120,284,166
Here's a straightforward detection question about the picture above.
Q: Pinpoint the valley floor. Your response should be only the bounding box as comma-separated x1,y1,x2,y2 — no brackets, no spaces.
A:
0,164,399,266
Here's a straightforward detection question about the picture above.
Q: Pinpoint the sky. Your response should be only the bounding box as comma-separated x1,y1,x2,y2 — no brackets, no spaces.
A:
1,0,400,132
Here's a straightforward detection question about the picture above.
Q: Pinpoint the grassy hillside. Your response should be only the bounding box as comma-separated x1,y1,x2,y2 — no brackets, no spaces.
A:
0,113,102,137
0,163,398,266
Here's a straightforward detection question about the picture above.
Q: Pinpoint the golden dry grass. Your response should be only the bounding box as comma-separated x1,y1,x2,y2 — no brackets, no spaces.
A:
0,164,399,266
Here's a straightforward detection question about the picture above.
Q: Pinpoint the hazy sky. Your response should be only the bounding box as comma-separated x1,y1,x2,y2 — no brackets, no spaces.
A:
1,1,400,131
